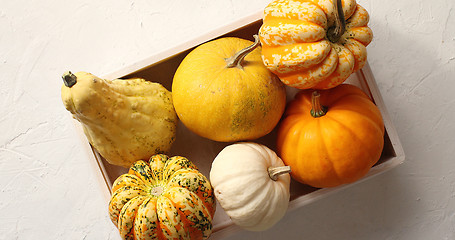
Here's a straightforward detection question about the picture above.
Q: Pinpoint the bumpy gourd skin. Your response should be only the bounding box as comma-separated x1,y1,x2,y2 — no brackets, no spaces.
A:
61,72,177,167
259,0,373,89
109,154,216,240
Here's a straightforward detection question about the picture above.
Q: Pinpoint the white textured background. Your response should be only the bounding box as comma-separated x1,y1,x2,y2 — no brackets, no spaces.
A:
1,0,455,239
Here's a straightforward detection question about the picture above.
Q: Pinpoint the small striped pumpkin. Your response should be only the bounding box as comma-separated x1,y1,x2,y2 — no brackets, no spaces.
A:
108,154,216,240
259,0,373,89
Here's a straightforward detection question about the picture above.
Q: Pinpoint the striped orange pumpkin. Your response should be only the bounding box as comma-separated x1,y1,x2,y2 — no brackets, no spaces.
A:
108,154,216,240
259,0,373,89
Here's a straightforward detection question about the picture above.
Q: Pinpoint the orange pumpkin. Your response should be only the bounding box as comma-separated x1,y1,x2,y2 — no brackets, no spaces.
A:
259,0,373,89
276,84,384,188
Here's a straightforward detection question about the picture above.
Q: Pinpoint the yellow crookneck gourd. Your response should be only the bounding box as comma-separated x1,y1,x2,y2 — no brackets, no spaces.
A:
61,71,178,168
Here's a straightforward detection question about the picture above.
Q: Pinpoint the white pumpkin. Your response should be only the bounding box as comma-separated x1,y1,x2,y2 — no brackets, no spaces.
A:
209,142,291,231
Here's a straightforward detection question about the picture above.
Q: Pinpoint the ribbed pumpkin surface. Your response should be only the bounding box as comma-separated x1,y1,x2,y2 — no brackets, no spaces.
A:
108,154,216,240
277,84,384,188
259,0,373,89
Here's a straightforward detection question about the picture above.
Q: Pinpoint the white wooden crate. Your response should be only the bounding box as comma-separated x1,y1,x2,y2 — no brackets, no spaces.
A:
73,10,405,240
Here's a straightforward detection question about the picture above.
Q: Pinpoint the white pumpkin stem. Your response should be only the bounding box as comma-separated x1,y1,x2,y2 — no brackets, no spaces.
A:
327,0,346,43
62,71,77,88
268,166,291,181
225,34,260,69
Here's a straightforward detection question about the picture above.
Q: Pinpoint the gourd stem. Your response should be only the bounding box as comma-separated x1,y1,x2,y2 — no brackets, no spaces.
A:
268,166,291,181
327,0,346,43
310,91,328,118
62,71,77,88
225,34,260,69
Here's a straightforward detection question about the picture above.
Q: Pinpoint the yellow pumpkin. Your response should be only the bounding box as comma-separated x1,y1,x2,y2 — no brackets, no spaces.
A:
276,84,384,188
61,71,178,167
109,154,216,240
172,36,286,142
259,0,373,89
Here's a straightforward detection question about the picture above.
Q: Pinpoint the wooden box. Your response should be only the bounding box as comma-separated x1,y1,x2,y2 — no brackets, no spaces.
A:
74,11,405,240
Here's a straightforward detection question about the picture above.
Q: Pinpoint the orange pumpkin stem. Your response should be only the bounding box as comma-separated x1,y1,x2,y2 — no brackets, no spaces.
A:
311,91,328,118
268,166,291,181
327,0,346,43
225,34,260,69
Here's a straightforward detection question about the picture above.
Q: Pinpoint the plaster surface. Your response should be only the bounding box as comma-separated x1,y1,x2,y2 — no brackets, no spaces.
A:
1,0,454,239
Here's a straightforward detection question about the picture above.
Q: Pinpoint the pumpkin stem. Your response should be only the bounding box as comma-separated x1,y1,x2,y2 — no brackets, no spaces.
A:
225,34,260,69
62,71,77,88
150,185,164,197
268,166,291,181
310,91,328,118
327,0,346,43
